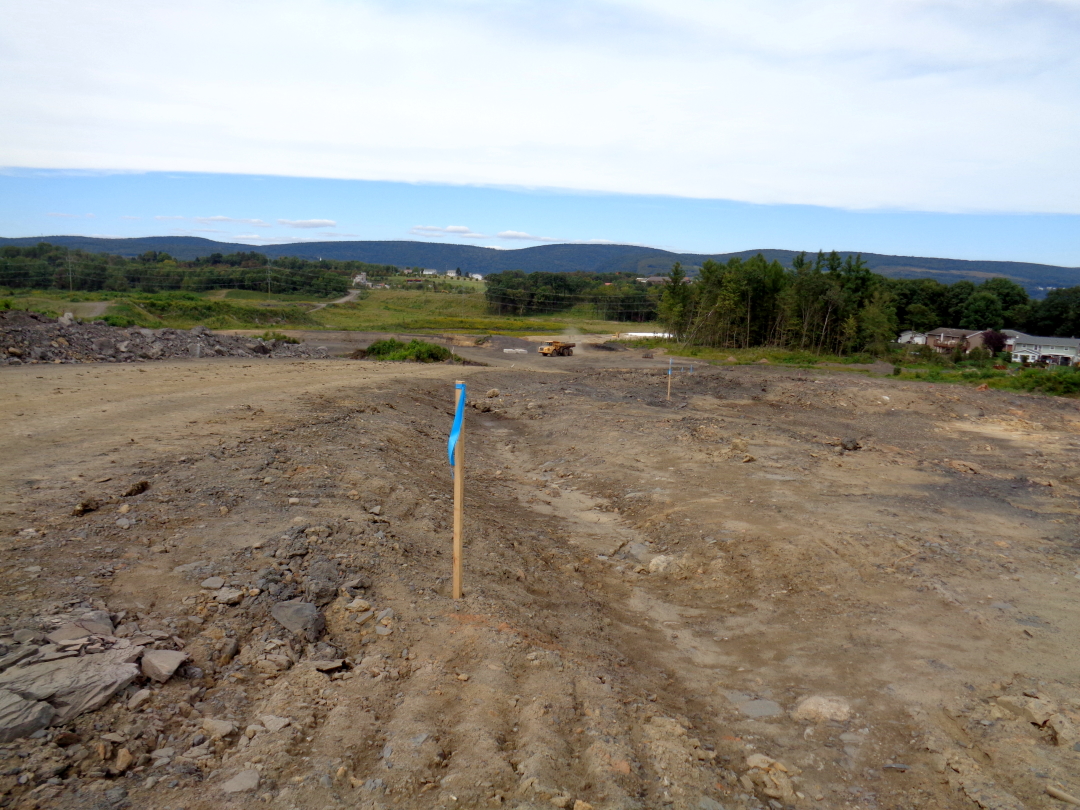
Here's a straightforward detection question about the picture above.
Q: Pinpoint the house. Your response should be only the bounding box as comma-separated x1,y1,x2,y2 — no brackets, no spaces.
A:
351,272,369,287
469,273,484,282
925,328,986,354
421,269,439,276
1003,331,1079,365
896,330,927,345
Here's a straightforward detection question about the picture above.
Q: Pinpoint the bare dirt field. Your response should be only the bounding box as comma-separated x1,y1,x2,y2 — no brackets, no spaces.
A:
2,349,1079,810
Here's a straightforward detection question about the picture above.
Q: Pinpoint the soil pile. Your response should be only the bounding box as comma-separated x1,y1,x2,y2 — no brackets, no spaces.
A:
0,311,329,365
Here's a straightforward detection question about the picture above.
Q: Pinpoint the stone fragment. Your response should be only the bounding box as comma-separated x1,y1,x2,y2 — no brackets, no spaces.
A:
72,498,100,517
486,388,500,398
202,718,237,738
259,714,291,732
841,437,861,451
271,600,325,642
0,688,54,743
141,650,188,683
648,555,674,574
221,769,260,793
127,689,152,710
1049,714,1080,747
122,480,150,497
114,748,133,772
0,647,139,723
215,588,245,605
997,695,1056,725
792,696,852,723
200,577,225,590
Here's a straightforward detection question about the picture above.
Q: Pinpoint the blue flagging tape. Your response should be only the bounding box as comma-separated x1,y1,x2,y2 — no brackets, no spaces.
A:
447,382,466,466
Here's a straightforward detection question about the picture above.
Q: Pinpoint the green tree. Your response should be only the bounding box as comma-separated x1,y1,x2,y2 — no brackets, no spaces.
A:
960,291,1004,330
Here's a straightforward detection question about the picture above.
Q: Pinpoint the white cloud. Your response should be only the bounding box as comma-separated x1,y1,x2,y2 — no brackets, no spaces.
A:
154,215,184,220
119,215,140,220
411,225,487,239
47,212,81,218
195,215,271,226
278,218,336,228
2,0,1078,214
497,230,560,242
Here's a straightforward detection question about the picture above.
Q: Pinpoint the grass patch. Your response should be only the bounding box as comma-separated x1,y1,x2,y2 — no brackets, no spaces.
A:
314,289,614,334
2,288,649,335
898,365,1080,396
618,340,875,367
352,338,453,363
255,330,301,344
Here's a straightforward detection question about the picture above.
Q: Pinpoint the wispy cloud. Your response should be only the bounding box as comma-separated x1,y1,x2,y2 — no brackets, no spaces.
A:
195,215,271,226
278,218,336,228
411,225,487,239
47,212,94,218
498,230,559,242
119,215,140,220
154,215,185,220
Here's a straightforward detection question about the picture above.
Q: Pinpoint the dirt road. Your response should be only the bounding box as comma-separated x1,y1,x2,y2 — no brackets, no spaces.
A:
2,356,1079,810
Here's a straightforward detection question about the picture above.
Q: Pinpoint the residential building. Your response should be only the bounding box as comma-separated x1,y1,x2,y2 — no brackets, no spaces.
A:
925,328,986,354
896,330,927,345
1003,331,1079,365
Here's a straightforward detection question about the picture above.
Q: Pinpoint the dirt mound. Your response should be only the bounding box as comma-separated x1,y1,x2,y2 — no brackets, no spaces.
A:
0,311,329,365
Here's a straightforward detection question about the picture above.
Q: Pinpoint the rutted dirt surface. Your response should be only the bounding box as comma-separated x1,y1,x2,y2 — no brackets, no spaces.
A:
2,356,1080,810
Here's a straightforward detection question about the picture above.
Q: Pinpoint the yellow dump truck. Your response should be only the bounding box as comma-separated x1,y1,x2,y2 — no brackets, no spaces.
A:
538,340,575,357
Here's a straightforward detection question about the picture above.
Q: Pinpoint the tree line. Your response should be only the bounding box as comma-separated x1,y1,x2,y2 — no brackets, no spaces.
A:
659,251,1080,353
0,243,399,297
484,270,659,322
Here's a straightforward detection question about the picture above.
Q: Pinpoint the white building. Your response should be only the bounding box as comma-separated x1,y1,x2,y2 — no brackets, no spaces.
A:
422,269,439,276
469,273,484,282
1003,330,1080,365
896,330,927,345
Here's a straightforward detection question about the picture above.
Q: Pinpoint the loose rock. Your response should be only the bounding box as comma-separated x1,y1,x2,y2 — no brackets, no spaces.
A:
141,650,188,683
271,600,325,642
221,769,260,793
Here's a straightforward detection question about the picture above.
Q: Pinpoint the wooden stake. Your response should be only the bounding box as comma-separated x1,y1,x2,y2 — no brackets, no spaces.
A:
666,357,672,401
453,380,465,600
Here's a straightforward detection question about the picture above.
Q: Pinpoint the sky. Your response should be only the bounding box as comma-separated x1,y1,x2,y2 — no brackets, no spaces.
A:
1,0,1078,265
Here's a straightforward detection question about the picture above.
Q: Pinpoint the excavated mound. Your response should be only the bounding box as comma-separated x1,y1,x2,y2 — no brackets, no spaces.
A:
0,311,328,365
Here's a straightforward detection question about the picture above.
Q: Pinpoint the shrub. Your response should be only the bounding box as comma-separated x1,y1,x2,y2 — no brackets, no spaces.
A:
354,338,452,362
256,330,300,344
101,314,136,328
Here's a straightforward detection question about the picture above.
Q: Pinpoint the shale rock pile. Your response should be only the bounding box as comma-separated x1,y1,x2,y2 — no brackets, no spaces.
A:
0,311,328,365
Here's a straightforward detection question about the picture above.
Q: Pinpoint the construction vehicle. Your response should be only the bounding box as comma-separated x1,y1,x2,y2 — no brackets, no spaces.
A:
537,340,575,357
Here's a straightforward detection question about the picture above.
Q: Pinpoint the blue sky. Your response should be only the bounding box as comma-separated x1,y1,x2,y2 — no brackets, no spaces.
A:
2,169,1078,266
1,0,1078,265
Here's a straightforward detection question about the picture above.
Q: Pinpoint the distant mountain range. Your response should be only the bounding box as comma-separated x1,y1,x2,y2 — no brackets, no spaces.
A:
3,235,1078,296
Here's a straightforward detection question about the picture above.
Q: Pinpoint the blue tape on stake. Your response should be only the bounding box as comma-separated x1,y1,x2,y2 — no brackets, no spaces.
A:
447,382,466,466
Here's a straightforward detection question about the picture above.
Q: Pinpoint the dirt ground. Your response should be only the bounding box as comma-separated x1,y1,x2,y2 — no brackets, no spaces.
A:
2,347,1080,810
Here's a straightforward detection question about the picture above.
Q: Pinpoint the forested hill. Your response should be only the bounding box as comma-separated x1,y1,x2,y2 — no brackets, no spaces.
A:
2,235,1077,295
